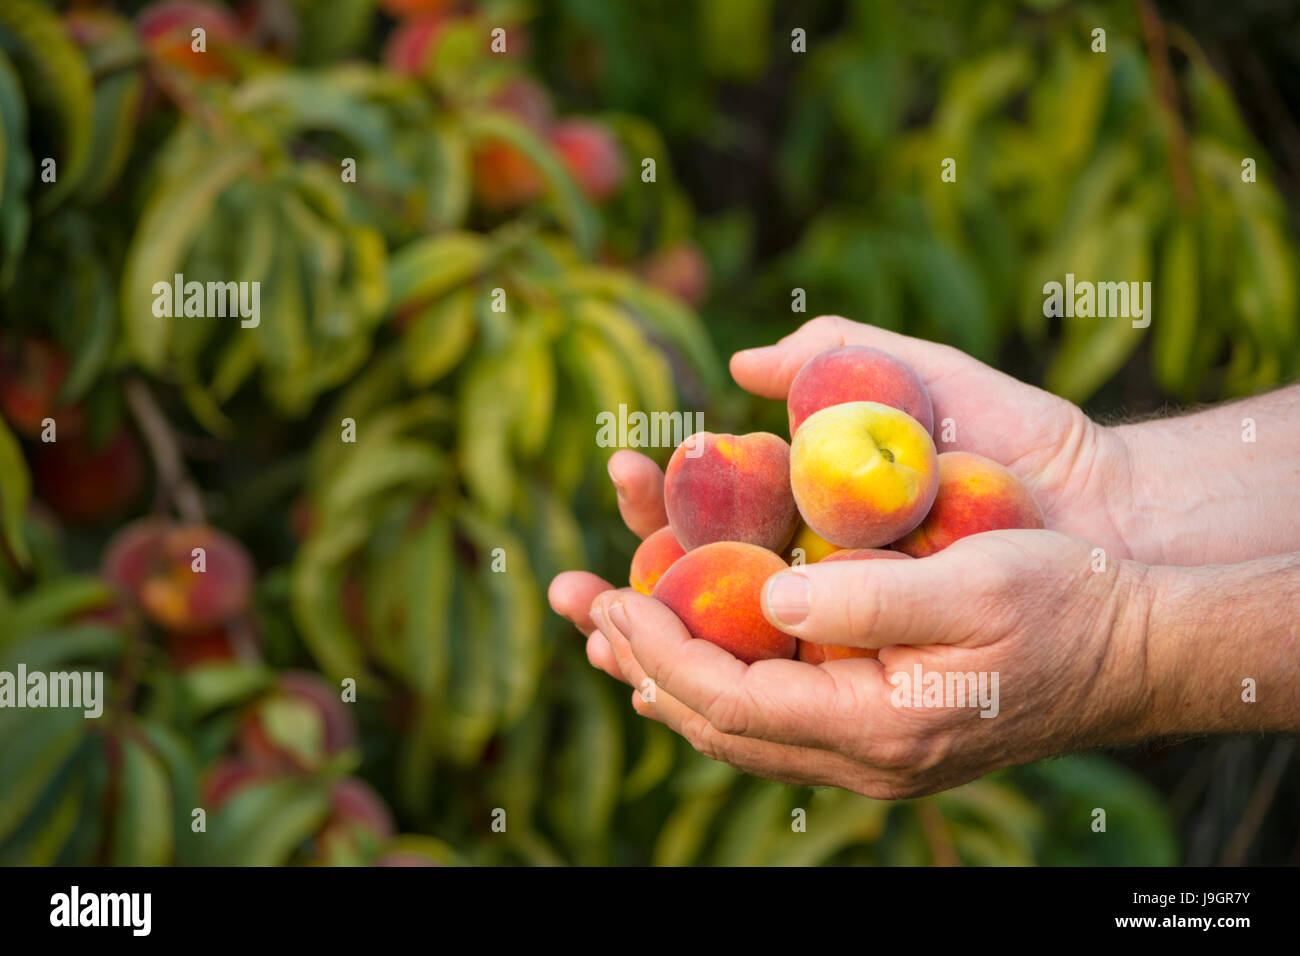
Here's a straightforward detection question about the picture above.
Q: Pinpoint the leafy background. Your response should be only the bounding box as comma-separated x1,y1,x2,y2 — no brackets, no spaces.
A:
0,0,1294,865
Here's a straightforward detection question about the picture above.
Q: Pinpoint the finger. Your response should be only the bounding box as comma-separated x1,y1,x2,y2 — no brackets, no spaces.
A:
587,630,629,684
729,315,970,400
548,571,615,637
604,615,867,787
591,589,890,752
608,449,669,539
760,544,1003,648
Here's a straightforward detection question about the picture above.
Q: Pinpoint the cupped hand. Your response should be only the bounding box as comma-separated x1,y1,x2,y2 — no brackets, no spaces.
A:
587,529,1154,798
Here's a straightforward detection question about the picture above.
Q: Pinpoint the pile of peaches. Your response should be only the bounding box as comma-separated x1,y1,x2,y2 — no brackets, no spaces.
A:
628,346,1044,663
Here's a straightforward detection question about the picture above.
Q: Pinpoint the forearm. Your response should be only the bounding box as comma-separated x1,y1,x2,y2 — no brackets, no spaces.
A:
1131,552,1300,738
1106,385,1300,565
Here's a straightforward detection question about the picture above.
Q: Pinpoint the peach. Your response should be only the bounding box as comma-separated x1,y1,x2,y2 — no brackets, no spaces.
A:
239,670,357,773
796,549,912,663
33,429,145,524
629,525,686,596
0,338,82,438
893,451,1044,557
787,345,934,436
651,542,794,663
664,431,799,552
381,14,449,75
789,401,938,549
550,119,625,201
137,1,242,79
782,520,842,566
139,525,254,633
472,139,544,209
638,241,709,306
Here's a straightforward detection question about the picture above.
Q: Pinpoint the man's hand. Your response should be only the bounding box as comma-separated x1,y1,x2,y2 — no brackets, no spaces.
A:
585,529,1153,798
548,315,1300,795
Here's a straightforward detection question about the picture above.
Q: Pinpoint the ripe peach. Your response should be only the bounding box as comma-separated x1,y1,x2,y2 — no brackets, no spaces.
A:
664,431,799,553
139,525,254,633
381,14,449,75
32,429,145,525
378,0,457,18
489,76,554,133
638,241,709,306
893,451,1044,557
164,628,239,669
629,525,686,596
550,119,625,201
239,670,357,773
651,542,794,663
783,520,842,566
0,339,82,438
789,401,938,549
313,777,396,863
787,345,934,436
200,756,267,810
796,549,911,663
472,139,544,209
137,1,242,79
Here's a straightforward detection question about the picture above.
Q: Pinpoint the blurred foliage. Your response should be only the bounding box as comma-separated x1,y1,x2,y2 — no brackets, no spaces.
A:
13,0,1287,866
535,0,1300,417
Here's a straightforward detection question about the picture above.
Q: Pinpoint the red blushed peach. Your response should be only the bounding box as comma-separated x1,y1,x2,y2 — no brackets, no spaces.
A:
630,525,686,595
32,429,146,524
787,345,934,436
550,119,625,201
0,338,82,438
238,670,357,773
652,542,794,663
782,520,842,566
664,431,799,553
136,525,254,633
893,452,1044,557
796,549,911,663
789,401,938,549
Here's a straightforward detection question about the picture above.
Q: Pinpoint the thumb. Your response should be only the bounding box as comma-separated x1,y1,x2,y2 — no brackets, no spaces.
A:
760,550,996,648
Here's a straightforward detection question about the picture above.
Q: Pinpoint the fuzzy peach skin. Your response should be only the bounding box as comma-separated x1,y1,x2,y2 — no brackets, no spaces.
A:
789,401,938,549
795,549,911,663
651,542,795,663
787,345,934,436
782,520,842,566
664,431,799,552
893,451,1044,557
629,525,687,595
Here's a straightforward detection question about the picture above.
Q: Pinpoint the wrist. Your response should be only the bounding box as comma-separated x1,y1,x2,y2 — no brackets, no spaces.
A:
1082,556,1160,746
1128,556,1300,738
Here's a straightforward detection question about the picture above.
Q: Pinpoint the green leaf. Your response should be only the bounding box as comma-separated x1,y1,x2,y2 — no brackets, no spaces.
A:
0,0,93,210
0,704,86,845
0,415,30,567
1153,219,1199,395
204,776,333,866
112,736,174,866
120,143,258,371
0,575,112,646
180,662,276,718
403,286,477,386
387,231,492,309
545,654,623,863
458,353,519,521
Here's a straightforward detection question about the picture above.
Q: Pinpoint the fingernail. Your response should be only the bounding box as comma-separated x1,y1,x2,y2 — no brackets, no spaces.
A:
765,573,810,626
606,598,628,635
607,460,626,498
736,345,777,358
